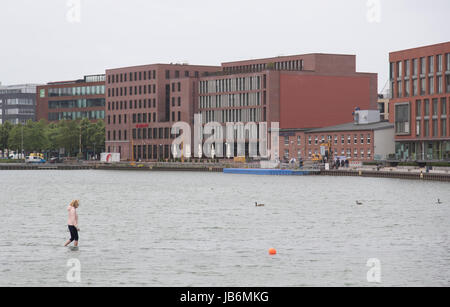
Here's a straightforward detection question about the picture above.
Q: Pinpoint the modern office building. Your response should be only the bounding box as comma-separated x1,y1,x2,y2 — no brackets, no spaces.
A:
36,75,106,122
389,42,450,161
104,64,221,160
280,110,394,162
106,54,377,161
0,84,38,125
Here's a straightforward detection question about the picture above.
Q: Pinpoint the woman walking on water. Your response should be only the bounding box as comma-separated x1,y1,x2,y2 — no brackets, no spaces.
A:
64,200,80,247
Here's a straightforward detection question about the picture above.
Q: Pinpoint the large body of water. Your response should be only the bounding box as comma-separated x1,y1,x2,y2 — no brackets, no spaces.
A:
0,170,449,287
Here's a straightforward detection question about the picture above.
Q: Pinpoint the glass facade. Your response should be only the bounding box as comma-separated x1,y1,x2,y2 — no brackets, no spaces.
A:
48,85,105,97
48,110,105,121
48,98,105,109
396,141,450,161
395,103,410,134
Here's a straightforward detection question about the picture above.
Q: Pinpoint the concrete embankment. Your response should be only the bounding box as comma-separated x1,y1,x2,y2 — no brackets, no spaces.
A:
320,169,450,182
0,163,224,172
1,163,449,182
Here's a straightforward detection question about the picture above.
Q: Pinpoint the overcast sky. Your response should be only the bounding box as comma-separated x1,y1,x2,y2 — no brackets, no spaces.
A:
0,0,449,92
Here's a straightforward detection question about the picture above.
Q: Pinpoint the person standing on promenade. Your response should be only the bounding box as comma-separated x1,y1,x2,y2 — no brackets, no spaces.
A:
64,200,80,247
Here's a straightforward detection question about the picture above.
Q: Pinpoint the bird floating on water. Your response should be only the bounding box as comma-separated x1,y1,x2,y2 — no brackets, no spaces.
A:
255,202,265,207
437,199,443,204
356,201,363,206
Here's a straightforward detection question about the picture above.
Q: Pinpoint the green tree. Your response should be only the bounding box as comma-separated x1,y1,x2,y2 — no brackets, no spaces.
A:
3,119,106,158
0,121,13,157
8,124,23,152
55,120,80,156
88,120,105,156
45,122,60,152
25,120,48,152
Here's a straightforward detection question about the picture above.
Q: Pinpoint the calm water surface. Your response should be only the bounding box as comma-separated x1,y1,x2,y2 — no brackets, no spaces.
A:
0,170,449,287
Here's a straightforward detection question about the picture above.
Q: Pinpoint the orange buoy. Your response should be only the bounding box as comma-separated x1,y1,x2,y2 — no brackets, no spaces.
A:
269,248,277,255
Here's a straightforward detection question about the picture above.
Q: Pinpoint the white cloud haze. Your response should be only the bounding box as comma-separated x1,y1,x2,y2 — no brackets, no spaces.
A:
0,0,449,92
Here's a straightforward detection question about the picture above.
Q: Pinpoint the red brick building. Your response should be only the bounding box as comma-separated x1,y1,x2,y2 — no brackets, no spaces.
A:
104,64,221,160
106,54,377,161
280,110,394,162
36,75,105,122
389,42,450,161
199,54,377,129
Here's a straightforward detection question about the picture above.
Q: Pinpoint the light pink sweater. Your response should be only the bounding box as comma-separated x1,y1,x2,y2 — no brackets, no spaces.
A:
67,206,78,227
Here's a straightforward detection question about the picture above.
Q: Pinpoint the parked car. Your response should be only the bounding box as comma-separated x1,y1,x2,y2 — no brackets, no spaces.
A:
26,156,46,164
49,157,64,164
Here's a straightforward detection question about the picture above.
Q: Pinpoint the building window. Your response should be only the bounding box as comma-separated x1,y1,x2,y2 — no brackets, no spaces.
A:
347,135,351,145
441,119,447,137
334,135,338,145
428,56,434,74
405,60,410,77
420,78,426,96
397,61,402,78
429,77,435,95
432,119,438,137
297,136,301,146
395,103,410,134
437,76,443,94
413,79,418,96
433,99,438,116
424,99,430,116
420,57,426,74
367,134,371,145
397,81,402,98
405,80,410,97
416,120,421,136
390,81,395,98
446,53,450,71
284,136,290,146
354,149,358,158
367,150,371,158
441,98,447,115
447,75,450,93
360,134,364,144
416,100,422,117
412,59,418,76
437,55,443,72
308,136,312,145
361,149,365,159
424,120,429,137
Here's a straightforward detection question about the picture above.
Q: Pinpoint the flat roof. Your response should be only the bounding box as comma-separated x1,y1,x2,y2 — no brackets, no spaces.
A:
221,53,355,66
389,41,450,55
106,63,221,72
307,121,394,133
